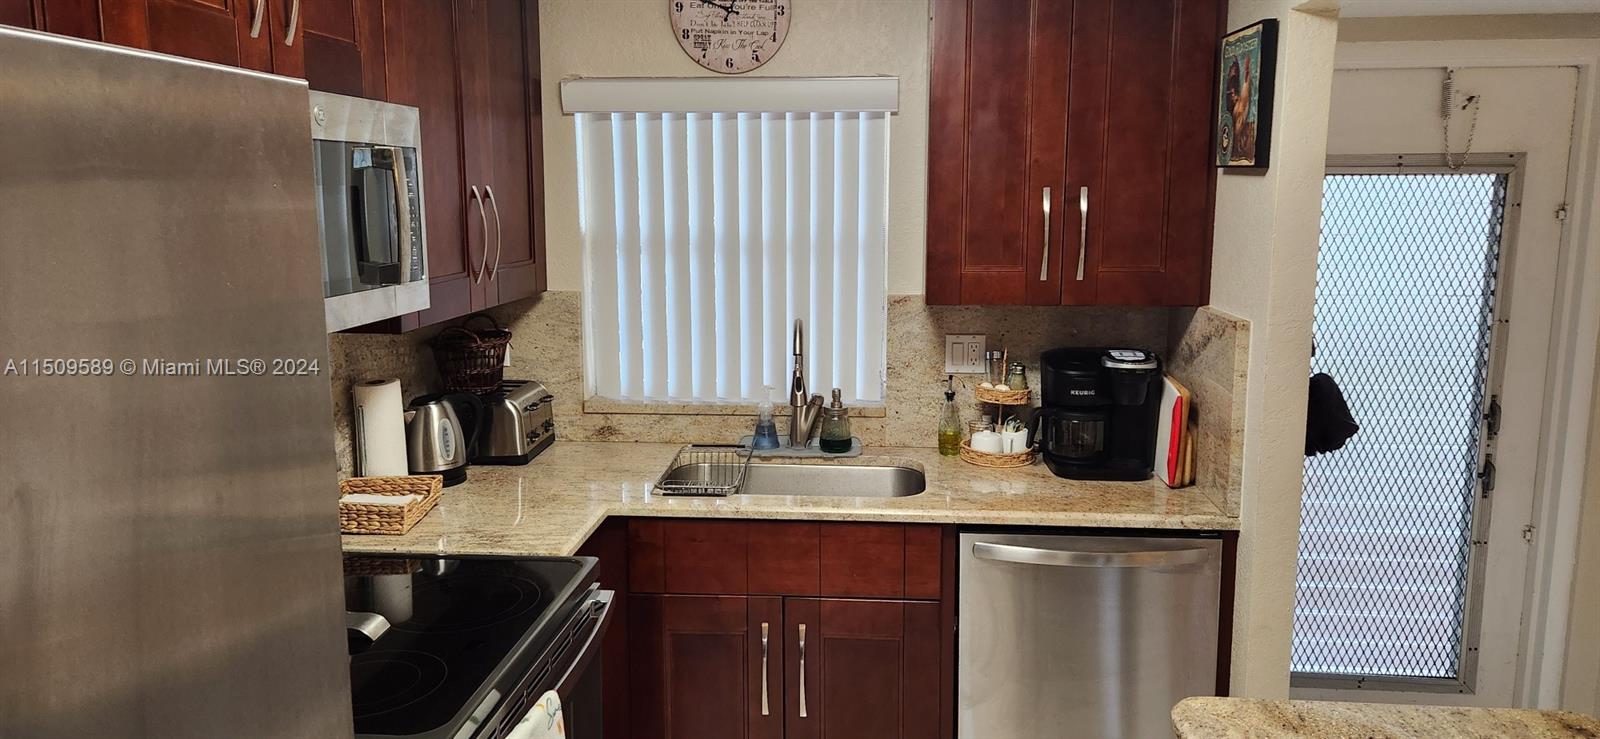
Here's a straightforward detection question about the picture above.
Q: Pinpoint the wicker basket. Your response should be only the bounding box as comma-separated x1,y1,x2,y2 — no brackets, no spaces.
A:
958,440,1036,468
433,314,513,394
975,386,1032,406
339,475,443,535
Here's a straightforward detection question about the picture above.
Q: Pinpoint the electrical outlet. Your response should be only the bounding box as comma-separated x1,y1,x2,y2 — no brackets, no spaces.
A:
945,334,986,374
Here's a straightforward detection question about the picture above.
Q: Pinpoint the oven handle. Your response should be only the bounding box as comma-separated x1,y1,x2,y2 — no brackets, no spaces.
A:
550,589,615,698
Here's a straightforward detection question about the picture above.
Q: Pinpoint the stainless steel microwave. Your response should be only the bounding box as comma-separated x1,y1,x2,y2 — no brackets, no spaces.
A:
309,91,428,332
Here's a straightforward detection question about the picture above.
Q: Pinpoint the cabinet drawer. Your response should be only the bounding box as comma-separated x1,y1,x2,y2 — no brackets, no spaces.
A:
627,519,942,599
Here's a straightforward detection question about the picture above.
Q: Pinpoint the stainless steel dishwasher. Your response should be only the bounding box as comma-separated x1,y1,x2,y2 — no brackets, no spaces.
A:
958,532,1223,739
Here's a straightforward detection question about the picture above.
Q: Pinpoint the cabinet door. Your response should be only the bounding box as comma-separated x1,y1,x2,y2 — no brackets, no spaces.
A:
630,594,783,739
926,0,1072,305
1064,0,1221,305
479,0,543,306
101,0,273,69
785,599,942,739
299,0,384,96
381,0,476,330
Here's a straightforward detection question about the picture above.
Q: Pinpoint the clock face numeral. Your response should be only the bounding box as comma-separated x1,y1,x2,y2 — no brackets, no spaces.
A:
669,0,791,75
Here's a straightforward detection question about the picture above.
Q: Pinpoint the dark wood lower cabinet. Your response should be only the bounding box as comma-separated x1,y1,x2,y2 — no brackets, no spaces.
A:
785,599,942,739
629,594,783,739
616,519,951,739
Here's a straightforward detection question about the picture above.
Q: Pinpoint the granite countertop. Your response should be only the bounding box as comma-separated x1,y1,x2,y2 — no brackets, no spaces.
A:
341,441,1235,557
1171,697,1600,738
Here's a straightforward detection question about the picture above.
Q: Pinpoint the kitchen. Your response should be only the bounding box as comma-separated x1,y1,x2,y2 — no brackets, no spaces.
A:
5,1,1600,738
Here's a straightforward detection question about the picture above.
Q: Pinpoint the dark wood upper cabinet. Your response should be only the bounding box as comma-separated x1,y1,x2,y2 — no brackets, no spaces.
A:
630,594,783,739
299,0,384,97
785,599,942,739
3,0,101,37
927,0,1223,306
98,0,276,70
366,0,544,332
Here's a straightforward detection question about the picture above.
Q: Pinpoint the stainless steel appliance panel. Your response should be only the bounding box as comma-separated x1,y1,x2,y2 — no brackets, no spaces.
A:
0,28,352,738
958,532,1221,739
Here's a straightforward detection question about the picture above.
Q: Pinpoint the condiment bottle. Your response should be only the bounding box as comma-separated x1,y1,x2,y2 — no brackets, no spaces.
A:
938,375,962,455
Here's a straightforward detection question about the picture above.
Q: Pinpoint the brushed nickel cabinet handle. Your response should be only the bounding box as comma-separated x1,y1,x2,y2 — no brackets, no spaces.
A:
1039,186,1051,281
469,186,488,284
484,185,503,281
283,0,300,45
1075,186,1088,281
760,622,770,716
798,623,808,718
248,0,266,38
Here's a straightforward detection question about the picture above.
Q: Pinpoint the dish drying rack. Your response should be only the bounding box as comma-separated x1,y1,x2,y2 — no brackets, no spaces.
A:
654,444,753,497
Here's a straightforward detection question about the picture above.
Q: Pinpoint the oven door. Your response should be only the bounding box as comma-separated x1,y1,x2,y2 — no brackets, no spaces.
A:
490,588,615,739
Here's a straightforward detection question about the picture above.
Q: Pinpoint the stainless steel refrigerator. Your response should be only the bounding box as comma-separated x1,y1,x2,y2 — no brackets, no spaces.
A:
0,27,352,738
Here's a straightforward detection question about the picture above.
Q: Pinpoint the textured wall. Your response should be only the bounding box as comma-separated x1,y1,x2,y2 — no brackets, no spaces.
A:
1208,0,1339,699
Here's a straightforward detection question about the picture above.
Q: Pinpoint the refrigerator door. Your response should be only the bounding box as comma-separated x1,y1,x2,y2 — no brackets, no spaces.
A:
0,28,351,738
958,532,1222,739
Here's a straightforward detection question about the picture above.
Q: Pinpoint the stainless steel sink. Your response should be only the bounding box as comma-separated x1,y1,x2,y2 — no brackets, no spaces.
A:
656,459,926,498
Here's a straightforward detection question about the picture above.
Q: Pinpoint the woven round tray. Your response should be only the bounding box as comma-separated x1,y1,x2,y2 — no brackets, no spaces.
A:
974,386,1032,405
958,440,1036,468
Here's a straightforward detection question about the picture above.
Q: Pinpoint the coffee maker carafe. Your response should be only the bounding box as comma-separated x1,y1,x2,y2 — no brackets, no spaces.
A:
1033,348,1161,481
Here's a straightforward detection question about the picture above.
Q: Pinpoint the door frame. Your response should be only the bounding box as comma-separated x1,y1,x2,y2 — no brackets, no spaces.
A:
1293,154,1527,700
1317,38,1600,709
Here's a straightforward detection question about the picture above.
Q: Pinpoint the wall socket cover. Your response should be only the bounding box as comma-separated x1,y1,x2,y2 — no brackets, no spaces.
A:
945,334,986,374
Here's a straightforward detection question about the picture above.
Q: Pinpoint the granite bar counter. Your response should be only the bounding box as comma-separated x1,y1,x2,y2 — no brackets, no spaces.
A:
1171,697,1600,738
341,441,1236,557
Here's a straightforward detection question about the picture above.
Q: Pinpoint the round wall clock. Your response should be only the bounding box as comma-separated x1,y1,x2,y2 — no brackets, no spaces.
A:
669,0,791,74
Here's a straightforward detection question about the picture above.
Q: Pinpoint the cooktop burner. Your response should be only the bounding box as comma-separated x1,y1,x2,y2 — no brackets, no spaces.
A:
344,555,593,738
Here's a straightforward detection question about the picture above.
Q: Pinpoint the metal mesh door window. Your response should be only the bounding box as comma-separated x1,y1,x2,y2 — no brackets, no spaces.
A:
576,110,890,404
1293,172,1507,680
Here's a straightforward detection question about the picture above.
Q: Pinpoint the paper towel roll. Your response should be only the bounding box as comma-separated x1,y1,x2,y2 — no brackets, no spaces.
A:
353,378,409,476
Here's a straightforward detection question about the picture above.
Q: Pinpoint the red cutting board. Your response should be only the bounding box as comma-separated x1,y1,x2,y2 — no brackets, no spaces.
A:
1154,374,1191,487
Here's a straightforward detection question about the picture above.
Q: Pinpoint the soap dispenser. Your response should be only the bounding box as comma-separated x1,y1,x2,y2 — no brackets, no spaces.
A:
753,385,781,450
819,388,852,454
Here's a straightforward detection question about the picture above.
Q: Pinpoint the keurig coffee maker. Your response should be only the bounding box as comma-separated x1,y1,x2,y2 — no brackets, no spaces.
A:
1034,348,1162,481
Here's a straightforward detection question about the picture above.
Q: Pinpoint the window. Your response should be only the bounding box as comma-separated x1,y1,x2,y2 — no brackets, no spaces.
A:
566,78,896,404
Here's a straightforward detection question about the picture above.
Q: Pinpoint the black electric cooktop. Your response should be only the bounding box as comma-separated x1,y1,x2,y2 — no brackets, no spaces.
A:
343,555,595,738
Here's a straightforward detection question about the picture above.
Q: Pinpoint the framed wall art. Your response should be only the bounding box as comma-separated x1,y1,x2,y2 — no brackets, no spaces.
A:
1215,19,1278,169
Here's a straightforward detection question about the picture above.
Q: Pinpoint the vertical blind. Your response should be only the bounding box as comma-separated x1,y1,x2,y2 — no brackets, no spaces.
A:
575,98,891,404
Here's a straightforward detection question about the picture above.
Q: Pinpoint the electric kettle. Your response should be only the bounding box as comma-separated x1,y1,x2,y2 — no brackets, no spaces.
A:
404,392,485,487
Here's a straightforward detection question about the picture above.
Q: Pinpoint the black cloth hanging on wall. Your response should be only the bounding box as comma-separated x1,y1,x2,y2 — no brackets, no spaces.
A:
1306,373,1359,456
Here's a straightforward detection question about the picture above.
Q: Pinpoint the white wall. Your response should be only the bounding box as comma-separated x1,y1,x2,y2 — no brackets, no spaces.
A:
1209,0,1339,698
538,0,930,294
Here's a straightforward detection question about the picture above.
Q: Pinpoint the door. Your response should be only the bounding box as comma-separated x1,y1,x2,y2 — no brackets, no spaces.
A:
101,0,274,70
926,0,1071,305
480,0,543,305
1294,65,1581,706
1063,0,1219,305
299,0,384,97
630,594,782,739
382,0,475,329
784,598,942,739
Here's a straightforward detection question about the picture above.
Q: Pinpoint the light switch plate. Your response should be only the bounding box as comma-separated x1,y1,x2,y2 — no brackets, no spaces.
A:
945,334,986,374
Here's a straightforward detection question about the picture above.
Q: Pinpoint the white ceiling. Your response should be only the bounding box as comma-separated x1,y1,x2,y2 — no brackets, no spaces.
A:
1341,0,1600,17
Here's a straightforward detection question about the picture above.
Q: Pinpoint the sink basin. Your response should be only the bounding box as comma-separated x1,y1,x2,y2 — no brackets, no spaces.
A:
657,460,926,498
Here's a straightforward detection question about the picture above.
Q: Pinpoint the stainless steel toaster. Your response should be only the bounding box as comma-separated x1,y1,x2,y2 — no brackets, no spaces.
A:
473,379,554,465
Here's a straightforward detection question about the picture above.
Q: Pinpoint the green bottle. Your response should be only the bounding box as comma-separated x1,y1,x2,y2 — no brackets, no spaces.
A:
938,375,962,456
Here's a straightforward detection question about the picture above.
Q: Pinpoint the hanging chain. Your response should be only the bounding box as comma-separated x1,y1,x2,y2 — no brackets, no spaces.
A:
1443,95,1480,171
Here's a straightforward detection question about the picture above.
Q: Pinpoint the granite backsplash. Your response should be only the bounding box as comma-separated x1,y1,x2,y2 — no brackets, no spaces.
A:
328,291,1246,515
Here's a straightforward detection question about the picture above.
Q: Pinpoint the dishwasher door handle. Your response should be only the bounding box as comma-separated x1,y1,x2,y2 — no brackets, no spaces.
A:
971,541,1211,568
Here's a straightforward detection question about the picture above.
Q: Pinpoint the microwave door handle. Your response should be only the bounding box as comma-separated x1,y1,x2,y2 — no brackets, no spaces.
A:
351,147,402,286
378,146,415,284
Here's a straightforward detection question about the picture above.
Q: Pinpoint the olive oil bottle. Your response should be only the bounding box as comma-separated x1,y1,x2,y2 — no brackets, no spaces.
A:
938,375,962,456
